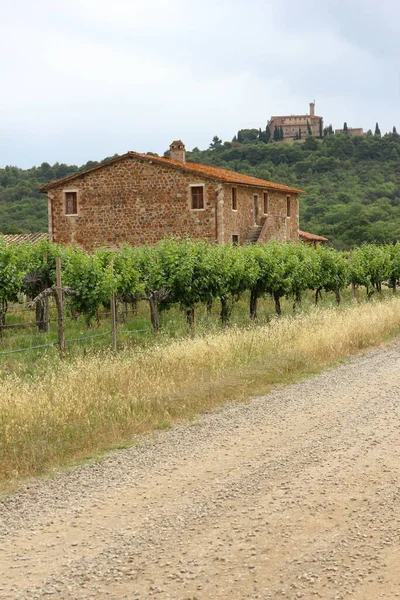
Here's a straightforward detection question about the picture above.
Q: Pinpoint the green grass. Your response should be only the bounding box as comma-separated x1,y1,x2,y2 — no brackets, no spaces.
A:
1,292,400,492
0,285,394,378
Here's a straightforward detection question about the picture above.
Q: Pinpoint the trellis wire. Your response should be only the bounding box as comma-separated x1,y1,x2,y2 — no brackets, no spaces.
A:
0,331,112,356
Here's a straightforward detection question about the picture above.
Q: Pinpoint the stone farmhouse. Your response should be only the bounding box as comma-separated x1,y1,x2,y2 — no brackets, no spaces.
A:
268,102,323,142
39,141,306,251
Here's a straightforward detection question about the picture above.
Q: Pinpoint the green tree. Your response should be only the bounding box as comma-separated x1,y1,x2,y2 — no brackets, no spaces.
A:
375,122,381,137
209,136,223,150
343,122,348,132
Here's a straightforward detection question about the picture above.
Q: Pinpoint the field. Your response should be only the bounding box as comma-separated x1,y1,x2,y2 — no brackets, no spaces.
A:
2,291,400,491
1,238,400,490
0,285,391,375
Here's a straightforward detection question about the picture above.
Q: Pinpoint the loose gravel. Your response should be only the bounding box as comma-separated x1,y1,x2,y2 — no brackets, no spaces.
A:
1,343,400,599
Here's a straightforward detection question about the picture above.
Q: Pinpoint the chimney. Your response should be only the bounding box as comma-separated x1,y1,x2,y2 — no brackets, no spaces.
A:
309,102,315,117
169,140,186,163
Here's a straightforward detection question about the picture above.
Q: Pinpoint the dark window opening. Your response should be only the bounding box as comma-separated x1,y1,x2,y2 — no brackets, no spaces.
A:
191,186,204,209
263,192,269,214
65,192,77,215
286,196,291,217
232,235,239,245
232,187,237,210
253,195,258,224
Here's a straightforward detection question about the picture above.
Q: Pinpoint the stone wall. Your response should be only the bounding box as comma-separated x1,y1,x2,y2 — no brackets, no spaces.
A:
222,186,299,244
49,156,218,250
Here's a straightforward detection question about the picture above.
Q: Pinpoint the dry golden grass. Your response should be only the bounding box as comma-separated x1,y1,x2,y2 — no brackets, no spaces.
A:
2,297,400,486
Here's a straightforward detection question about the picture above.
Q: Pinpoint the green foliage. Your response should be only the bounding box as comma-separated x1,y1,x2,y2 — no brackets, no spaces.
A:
237,129,259,143
349,244,391,294
21,240,62,298
186,129,400,249
312,246,349,293
1,239,400,331
2,124,400,250
209,136,223,150
62,248,114,323
0,241,26,316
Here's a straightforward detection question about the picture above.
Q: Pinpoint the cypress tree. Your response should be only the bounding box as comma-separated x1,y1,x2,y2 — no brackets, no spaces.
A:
319,119,323,139
279,126,284,140
375,122,381,137
343,122,348,132
393,126,397,134
273,126,279,141
265,125,271,143
298,127,302,140
307,120,312,136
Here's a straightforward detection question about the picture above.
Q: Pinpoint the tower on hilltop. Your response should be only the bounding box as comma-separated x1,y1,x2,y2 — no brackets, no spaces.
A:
268,102,322,142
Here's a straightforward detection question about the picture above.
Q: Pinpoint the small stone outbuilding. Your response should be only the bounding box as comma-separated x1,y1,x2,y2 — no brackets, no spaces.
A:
40,141,305,251
298,230,328,248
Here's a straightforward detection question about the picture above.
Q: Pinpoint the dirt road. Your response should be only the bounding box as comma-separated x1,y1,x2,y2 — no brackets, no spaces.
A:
1,344,400,599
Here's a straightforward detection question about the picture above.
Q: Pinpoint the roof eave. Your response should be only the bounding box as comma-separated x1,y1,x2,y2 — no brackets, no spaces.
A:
39,151,305,195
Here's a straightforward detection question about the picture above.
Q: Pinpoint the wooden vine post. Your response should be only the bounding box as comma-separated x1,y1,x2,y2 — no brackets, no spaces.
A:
350,249,356,301
110,259,118,352
55,257,66,355
111,292,118,352
29,258,77,357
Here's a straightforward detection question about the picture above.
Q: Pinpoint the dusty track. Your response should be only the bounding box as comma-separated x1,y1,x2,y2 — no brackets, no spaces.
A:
1,344,400,599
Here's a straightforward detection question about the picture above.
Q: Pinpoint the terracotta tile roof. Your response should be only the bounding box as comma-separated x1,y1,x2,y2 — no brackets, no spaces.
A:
39,152,305,194
1,233,49,245
298,230,328,242
270,114,321,120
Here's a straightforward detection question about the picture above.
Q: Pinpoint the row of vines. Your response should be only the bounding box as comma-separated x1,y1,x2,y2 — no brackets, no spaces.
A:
1,238,400,334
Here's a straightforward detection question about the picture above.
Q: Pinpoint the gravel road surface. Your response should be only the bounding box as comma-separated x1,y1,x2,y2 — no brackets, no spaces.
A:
1,344,400,600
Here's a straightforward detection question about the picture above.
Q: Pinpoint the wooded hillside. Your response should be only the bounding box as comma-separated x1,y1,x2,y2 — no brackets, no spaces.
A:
1,130,400,249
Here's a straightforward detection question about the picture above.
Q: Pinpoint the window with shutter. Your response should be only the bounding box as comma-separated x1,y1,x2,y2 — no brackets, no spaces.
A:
65,192,78,215
191,186,204,210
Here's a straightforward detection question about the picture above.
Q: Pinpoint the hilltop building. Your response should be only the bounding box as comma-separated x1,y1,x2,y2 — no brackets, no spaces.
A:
40,141,306,251
268,102,323,142
334,127,364,136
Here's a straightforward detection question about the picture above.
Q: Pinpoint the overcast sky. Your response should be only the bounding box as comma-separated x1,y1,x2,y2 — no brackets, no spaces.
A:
0,0,399,168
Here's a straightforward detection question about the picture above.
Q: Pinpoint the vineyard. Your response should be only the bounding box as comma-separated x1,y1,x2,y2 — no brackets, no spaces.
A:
0,238,399,361
2,237,400,481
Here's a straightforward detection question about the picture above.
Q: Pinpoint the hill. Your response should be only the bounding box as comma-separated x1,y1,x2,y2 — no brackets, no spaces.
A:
1,132,400,248
188,130,400,249
0,157,116,235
